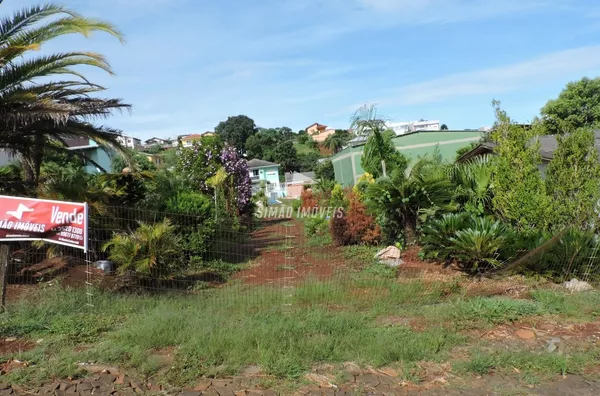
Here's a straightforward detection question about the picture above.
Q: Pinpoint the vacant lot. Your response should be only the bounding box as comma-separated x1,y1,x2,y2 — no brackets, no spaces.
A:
0,221,599,395
1,272,600,395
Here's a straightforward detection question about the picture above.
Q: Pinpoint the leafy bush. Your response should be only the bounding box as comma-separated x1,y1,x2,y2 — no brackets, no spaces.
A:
304,216,329,237
300,189,318,209
291,199,302,212
102,219,182,277
352,172,374,201
330,193,381,246
329,183,347,209
166,191,212,219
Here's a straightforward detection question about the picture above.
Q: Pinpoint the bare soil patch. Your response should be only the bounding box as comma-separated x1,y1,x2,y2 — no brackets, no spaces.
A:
233,219,348,285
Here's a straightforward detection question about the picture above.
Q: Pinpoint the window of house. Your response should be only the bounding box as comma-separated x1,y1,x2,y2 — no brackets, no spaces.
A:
252,169,259,177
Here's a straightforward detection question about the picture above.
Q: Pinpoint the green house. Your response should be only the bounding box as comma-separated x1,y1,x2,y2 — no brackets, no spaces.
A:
247,159,284,199
331,130,484,187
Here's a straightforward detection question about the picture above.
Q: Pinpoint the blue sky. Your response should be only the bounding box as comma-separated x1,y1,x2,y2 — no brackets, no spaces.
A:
5,0,600,139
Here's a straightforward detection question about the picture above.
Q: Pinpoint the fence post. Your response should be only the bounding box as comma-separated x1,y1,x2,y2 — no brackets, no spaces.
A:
0,244,10,313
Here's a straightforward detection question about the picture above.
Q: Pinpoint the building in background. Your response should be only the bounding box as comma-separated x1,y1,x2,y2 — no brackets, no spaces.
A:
285,172,316,199
305,122,337,143
117,135,142,150
64,137,113,174
141,152,166,169
144,137,169,147
330,130,483,187
180,134,204,147
388,120,441,135
247,159,285,199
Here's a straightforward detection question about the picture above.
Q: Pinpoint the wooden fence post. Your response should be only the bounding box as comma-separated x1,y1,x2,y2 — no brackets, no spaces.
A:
0,245,10,313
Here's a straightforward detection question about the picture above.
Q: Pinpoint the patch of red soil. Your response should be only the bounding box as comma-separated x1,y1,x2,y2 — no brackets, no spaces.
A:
0,339,35,358
58,265,105,288
473,319,600,343
234,219,347,285
5,284,37,302
397,246,459,279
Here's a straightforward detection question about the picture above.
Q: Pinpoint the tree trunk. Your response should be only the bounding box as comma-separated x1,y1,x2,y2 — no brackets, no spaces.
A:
403,224,417,246
381,160,387,178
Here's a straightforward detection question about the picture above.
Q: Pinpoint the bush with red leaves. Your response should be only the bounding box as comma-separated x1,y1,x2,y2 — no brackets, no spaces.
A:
330,192,381,246
301,189,318,209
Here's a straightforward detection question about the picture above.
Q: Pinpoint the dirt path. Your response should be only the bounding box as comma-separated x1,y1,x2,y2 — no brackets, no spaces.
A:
233,218,348,286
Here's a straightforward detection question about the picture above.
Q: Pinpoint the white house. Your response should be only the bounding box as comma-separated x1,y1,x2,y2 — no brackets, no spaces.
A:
144,137,169,147
388,120,441,135
117,135,142,150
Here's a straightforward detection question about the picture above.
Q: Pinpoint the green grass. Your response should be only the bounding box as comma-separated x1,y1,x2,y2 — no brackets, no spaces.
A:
453,347,600,382
293,142,320,156
2,282,600,389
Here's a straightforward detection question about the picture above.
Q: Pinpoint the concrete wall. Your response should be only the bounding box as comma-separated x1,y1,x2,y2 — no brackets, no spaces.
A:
331,131,483,187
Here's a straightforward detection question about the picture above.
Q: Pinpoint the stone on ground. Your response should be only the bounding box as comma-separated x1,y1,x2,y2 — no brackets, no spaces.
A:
562,278,594,292
375,246,404,268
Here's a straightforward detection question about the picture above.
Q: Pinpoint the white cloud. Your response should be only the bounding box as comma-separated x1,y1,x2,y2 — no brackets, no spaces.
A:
381,45,600,106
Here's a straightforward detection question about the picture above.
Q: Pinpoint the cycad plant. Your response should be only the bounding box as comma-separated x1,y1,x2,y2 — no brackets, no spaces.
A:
450,217,511,274
102,219,182,278
420,212,470,260
365,158,454,244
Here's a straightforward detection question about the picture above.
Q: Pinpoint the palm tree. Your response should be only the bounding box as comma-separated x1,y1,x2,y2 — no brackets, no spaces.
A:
0,4,129,186
350,104,389,177
324,133,344,154
365,158,454,244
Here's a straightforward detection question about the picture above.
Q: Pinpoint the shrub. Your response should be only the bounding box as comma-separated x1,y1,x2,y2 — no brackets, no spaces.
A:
304,216,329,237
330,193,381,246
166,191,212,219
165,192,215,266
352,172,375,201
329,183,347,209
102,219,182,277
513,229,600,281
291,199,302,212
300,189,318,209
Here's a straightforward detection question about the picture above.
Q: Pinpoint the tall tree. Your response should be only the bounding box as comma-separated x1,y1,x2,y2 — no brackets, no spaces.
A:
215,115,257,150
490,101,550,231
545,128,600,230
0,4,129,187
361,130,407,179
351,104,392,177
271,141,298,172
541,77,600,134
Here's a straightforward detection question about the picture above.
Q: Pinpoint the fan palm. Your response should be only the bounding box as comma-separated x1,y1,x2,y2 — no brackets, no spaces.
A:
0,4,130,186
448,154,494,215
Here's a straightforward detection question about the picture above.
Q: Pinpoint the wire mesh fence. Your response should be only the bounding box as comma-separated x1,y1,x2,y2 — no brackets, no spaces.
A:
3,203,600,309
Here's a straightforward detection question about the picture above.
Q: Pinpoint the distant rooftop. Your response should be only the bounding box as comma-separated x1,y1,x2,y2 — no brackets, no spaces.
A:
247,159,279,169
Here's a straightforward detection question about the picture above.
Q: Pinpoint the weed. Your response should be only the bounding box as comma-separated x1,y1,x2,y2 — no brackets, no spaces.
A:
276,265,296,271
428,297,540,329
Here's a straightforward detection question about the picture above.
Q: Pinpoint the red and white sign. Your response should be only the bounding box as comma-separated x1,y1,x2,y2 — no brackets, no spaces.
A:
0,195,88,251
